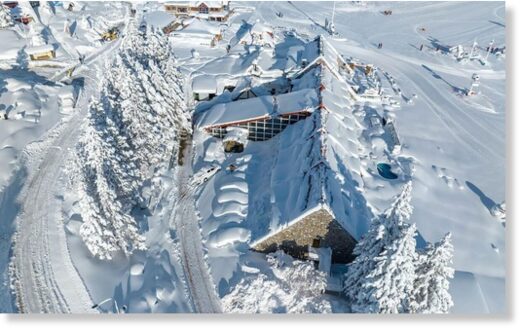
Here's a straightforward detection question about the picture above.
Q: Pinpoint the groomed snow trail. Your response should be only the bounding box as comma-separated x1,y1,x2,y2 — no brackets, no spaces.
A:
10,38,124,314
171,144,223,313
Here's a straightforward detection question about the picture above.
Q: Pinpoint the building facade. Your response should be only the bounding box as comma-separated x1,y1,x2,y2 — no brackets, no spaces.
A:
252,207,358,263
164,1,230,22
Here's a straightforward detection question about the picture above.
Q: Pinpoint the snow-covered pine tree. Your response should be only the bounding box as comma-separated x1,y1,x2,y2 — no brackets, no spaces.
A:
77,25,190,259
0,5,13,29
344,182,418,313
410,233,454,314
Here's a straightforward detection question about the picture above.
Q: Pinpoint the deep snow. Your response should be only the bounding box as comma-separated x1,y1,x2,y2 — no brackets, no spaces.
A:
0,1,506,314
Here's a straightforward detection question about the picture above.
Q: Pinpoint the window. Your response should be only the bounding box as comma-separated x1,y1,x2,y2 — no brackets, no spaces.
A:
199,4,209,14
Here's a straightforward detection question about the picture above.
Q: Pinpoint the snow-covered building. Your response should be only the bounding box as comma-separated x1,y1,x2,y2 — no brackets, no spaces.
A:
142,10,179,34
291,36,357,100
195,36,372,263
249,63,368,263
196,88,317,141
164,1,231,22
172,18,223,46
192,75,217,101
25,44,56,60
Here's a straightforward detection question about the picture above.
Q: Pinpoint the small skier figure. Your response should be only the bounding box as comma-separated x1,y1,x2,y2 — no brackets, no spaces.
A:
419,44,424,51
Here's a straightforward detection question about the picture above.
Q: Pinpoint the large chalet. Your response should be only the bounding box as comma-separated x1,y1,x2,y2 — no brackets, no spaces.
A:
164,1,231,22
195,36,372,264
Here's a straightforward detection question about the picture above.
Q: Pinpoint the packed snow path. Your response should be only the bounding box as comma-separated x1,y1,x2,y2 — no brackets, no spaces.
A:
10,38,124,314
171,144,223,313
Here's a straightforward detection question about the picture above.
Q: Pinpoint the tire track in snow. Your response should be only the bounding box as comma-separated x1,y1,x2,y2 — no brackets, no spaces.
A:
10,38,124,313
391,59,503,159
170,144,223,313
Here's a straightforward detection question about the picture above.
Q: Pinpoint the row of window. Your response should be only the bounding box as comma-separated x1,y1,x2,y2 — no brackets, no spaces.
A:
208,113,310,141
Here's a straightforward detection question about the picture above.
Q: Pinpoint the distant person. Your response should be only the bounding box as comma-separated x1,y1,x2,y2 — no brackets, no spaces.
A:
420,44,424,51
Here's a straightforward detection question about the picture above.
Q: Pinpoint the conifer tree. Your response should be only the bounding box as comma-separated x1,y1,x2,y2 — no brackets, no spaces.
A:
77,26,189,259
344,182,418,313
411,233,454,314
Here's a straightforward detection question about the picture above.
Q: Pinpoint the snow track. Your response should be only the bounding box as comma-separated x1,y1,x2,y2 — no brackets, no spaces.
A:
171,145,223,313
9,39,123,314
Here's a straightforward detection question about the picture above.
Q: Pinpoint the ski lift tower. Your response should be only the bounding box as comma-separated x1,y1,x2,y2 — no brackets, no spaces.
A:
466,73,480,96
469,38,478,60
484,39,494,63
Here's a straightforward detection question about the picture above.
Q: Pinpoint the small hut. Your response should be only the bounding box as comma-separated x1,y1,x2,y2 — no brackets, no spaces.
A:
25,44,55,60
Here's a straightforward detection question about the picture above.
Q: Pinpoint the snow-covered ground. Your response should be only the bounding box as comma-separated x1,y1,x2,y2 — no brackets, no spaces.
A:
189,1,506,314
0,1,506,314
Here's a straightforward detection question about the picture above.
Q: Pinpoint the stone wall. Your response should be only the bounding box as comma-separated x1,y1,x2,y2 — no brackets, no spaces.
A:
252,208,357,263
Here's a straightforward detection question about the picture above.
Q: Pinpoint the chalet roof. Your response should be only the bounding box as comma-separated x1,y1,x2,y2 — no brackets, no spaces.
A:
196,88,319,129
142,10,176,30
294,35,353,79
165,1,228,8
192,75,217,93
193,36,371,245
179,18,221,35
251,62,370,245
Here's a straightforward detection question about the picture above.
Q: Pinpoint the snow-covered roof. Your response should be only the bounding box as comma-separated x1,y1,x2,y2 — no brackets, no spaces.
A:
143,10,176,30
196,88,318,128
165,1,228,8
195,37,369,244
197,95,272,128
251,64,370,244
296,35,352,78
276,88,319,115
179,18,221,35
25,44,54,55
192,75,217,93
